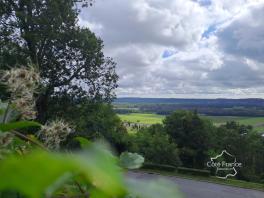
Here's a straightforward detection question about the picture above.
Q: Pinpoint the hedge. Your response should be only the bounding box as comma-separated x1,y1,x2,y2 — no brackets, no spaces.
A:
177,167,210,177
142,163,176,172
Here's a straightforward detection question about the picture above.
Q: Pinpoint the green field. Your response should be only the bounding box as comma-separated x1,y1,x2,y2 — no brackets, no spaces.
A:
204,116,264,132
118,113,264,133
118,113,164,125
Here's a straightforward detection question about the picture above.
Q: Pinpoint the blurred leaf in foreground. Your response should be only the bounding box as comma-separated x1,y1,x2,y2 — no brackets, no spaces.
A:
120,152,145,169
74,136,91,149
0,144,125,198
0,121,41,132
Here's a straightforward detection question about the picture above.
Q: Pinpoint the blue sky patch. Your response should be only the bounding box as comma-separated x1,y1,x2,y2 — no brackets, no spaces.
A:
162,50,175,58
202,25,216,38
192,0,212,7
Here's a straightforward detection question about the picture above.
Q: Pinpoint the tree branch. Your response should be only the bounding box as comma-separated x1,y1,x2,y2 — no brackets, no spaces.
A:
12,130,48,151
52,65,86,88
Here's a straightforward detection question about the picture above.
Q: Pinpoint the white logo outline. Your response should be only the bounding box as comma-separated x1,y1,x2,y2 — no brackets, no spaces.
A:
210,150,238,179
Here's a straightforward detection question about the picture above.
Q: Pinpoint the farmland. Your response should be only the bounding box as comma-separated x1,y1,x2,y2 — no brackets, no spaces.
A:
118,113,164,124
118,113,264,133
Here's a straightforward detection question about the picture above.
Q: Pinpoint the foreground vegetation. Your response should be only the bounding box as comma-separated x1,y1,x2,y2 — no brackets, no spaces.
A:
0,67,183,198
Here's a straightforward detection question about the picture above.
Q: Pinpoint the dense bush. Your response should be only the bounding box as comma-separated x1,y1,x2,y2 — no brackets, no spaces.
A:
142,163,176,172
47,97,130,153
71,102,129,153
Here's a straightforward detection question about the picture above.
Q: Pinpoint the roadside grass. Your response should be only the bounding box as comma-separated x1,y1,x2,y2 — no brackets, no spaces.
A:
137,169,264,192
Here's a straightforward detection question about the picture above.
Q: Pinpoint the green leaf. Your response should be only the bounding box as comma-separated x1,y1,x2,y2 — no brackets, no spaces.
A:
90,188,109,198
0,109,3,115
73,144,125,195
126,178,183,198
0,151,71,198
74,136,91,149
120,152,145,169
0,143,126,198
0,121,41,132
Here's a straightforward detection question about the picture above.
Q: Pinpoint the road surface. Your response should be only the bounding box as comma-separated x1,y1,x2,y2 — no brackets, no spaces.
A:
128,171,264,198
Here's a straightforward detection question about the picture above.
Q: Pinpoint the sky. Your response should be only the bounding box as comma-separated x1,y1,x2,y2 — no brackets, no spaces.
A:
79,0,264,98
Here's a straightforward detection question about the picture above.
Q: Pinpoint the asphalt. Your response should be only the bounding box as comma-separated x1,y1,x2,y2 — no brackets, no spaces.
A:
127,171,264,198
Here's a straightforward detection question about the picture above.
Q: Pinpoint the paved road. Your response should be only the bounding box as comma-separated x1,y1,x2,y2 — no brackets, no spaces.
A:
128,172,264,198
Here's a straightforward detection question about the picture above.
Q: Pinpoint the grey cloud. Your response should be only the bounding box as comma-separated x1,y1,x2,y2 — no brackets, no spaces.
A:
208,59,264,88
217,3,264,62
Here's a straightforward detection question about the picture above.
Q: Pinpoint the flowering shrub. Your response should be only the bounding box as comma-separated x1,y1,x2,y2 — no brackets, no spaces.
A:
40,120,73,150
1,66,39,120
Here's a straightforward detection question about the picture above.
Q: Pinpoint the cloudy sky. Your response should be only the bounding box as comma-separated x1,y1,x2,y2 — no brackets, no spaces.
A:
80,0,264,98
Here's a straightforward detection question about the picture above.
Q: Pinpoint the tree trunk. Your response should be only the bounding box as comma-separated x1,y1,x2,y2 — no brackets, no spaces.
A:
36,88,53,123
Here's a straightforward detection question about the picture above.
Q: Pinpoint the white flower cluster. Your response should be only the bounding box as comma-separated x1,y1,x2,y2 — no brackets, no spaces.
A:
40,120,73,150
1,66,74,151
1,67,40,120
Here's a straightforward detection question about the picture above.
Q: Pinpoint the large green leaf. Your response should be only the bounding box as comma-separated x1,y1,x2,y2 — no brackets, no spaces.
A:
120,152,144,169
0,121,41,132
0,144,126,198
72,144,125,196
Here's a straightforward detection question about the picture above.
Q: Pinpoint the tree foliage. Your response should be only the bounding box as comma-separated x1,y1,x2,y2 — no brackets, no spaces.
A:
0,0,118,122
163,111,215,168
48,98,129,153
129,124,181,167
214,121,264,181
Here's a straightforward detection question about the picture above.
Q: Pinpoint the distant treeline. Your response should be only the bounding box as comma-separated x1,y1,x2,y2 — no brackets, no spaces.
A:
114,98,264,116
115,98,264,106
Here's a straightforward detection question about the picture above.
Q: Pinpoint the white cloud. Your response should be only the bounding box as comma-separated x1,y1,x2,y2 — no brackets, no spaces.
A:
79,0,264,98
80,0,208,48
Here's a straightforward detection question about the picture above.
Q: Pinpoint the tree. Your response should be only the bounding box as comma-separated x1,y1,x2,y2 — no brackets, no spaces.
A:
0,0,118,122
163,111,215,168
129,124,181,166
215,122,264,182
74,102,128,152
